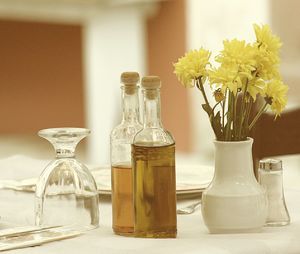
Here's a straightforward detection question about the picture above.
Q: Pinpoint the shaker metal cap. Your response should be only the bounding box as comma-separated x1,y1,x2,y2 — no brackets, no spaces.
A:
120,72,140,84
259,158,282,171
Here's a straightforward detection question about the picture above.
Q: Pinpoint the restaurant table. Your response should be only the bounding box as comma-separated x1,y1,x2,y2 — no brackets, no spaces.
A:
0,155,300,254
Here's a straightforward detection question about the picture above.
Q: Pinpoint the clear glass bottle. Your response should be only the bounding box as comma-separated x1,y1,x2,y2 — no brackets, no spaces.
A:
258,158,290,226
110,72,142,236
132,76,177,238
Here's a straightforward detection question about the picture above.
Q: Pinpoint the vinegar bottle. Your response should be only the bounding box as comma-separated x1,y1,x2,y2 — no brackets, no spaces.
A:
132,76,177,238
110,72,142,235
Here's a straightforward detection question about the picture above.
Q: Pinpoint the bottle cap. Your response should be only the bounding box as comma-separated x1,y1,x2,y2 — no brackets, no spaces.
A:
141,76,161,89
259,158,282,171
121,72,140,84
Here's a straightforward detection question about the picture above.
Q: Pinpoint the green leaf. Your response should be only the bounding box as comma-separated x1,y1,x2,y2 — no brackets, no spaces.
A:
202,104,213,116
212,111,222,140
224,121,232,141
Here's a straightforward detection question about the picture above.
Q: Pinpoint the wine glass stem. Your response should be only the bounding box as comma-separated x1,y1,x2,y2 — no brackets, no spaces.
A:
55,149,75,158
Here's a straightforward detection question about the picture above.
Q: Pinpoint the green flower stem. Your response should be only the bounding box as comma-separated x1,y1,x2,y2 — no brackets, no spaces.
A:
197,78,210,107
237,80,249,139
225,91,233,141
239,96,250,139
249,101,268,130
242,97,253,138
212,101,221,112
195,78,219,139
221,99,225,140
233,93,238,140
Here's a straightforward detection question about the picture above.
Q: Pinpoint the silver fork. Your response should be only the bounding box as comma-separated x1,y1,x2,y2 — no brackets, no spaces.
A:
177,201,201,215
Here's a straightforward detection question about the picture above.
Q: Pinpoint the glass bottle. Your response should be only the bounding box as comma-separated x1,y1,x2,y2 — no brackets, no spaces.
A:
258,158,290,226
132,76,177,238
35,128,99,231
110,72,142,236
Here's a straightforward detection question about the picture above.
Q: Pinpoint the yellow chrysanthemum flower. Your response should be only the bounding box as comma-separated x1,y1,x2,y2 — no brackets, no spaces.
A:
174,48,211,88
216,39,257,76
172,23,288,141
247,78,265,100
253,24,282,80
208,65,242,96
254,48,281,80
213,39,265,98
264,79,288,116
253,24,282,55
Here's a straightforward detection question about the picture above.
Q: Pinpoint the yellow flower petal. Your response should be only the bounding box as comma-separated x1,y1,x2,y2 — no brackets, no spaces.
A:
174,48,211,87
264,79,288,116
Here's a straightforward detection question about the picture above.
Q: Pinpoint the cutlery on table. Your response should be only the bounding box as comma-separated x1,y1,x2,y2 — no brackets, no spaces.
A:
0,225,81,251
177,201,201,215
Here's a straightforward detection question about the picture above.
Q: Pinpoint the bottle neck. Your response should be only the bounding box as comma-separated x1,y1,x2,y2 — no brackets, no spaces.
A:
121,87,140,124
143,89,163,128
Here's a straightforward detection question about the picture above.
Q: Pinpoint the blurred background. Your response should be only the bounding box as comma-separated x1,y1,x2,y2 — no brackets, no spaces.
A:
0,0,299,169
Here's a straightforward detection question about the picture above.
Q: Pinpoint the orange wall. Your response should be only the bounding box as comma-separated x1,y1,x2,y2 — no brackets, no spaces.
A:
0,2,191,153
0,19,85,133
147,0,191,152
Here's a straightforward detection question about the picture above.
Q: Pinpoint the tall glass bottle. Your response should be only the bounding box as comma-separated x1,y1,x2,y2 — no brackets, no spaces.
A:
132,76,177,238
110,72,142,236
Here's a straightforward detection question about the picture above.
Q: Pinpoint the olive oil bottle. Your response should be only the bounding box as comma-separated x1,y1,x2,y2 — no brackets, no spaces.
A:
110,72,142,235
132,76,177,238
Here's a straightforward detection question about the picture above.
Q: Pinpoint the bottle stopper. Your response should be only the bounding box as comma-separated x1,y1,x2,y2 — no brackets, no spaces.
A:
141,76,161,99
121,72,140,95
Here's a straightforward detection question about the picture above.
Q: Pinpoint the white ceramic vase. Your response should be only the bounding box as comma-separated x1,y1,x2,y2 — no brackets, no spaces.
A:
201,138,267,233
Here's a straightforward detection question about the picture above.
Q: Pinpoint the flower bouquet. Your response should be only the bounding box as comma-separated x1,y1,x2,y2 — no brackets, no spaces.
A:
174,24,288,233
174,24,288,141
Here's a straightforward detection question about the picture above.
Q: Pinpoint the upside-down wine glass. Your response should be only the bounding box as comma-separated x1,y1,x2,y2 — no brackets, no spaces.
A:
35,128,99,231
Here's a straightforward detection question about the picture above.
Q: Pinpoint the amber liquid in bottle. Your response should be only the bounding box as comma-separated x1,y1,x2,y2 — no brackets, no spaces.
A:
132,143,177,238
111,164,134,235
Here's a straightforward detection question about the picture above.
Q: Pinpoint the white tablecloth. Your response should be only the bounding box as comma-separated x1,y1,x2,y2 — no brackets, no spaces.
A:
1,155,300,254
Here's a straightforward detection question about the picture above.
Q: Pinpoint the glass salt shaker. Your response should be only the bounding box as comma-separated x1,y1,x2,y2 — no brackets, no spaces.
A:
258,158,290,226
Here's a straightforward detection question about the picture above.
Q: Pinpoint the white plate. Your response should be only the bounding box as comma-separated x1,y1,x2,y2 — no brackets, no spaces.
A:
0,165,214,196
92,165,214,196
